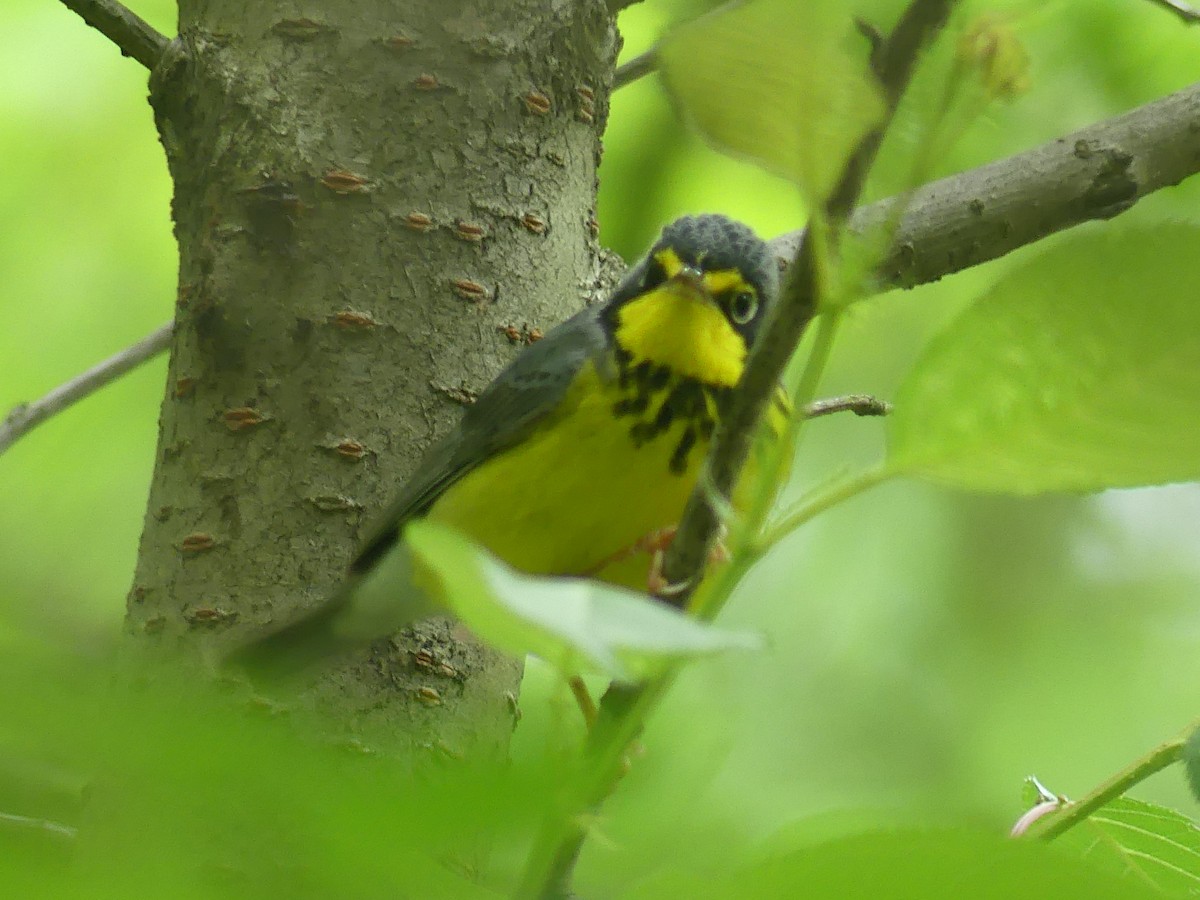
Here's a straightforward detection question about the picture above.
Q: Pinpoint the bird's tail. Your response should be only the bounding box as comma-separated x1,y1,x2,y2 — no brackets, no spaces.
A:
222,581,365,688
224,542,433,688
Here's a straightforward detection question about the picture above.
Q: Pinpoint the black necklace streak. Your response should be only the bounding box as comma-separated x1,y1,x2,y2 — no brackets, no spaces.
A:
610,345,731,475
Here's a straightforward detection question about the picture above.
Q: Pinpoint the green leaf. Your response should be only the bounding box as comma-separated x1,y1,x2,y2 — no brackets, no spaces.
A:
887,225,1200,493
627,826,1163,899
406,521,760,682
1053,797,1200,898
657,0,883,199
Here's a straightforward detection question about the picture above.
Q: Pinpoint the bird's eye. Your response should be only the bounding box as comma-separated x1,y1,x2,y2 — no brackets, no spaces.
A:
728,290,758,325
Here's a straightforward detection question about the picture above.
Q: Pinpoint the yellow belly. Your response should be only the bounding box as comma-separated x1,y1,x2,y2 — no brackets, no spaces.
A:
427,361,706,590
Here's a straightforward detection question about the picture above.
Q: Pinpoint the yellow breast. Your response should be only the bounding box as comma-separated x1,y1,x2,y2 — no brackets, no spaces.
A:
427,357,726,589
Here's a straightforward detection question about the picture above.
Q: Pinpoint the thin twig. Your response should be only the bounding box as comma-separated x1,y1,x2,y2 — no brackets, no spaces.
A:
802,393,891,419
58,0,169,70
663,0,956,598
614,48,657,90
0,322,173,456
1145,0,1200,23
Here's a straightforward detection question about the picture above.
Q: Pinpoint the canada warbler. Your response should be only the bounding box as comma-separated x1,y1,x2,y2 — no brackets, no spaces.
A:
231,214,784,677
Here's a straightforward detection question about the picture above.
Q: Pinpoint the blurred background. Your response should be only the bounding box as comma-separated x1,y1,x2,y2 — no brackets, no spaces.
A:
2,0,1199,893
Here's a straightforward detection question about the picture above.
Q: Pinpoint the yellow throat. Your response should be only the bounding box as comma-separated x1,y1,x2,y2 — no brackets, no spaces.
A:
611,246,753,388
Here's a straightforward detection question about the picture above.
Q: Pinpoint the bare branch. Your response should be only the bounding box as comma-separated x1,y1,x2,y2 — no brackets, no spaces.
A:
803,394,891,419
58,0,169,70
775,78,1200,291
13,77,1198,468
0,322,172,456
1145,0,1200,23
614,48,657,90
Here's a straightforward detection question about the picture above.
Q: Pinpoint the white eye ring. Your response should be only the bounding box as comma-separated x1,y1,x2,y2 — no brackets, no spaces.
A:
729,291,758,324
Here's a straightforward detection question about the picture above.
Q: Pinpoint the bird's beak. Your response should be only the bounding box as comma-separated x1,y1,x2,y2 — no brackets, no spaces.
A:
665,264,713,305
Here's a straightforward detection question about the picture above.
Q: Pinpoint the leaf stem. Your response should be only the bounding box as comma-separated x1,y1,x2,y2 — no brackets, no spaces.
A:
0,322,173,456
802,394,891,419
756,464,893,555
1023,719,1199,842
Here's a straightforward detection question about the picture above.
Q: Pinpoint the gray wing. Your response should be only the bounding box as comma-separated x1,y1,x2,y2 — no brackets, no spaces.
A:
352,304,609,573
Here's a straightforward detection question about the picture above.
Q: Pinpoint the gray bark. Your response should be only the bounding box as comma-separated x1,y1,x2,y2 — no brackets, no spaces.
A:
775,80,1200,289
130,0,619,754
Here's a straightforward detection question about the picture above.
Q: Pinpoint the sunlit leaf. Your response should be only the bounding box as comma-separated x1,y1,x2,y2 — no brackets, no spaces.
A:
657,0,883,200
1053,797,1200,898
406,521,760,682
887,225,1200,493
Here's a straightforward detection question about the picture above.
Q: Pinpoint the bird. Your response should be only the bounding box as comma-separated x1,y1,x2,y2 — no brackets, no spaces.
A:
228,213,785,681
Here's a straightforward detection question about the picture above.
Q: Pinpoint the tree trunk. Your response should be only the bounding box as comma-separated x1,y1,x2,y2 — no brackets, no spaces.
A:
130,0,619,755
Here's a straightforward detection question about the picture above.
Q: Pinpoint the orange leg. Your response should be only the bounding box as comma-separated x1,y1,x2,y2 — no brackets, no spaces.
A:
583,526,680,576
586,525,731,597
645,530,729,596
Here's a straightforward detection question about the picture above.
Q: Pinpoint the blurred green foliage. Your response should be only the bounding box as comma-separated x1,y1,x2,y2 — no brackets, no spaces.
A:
2,0,1200,896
